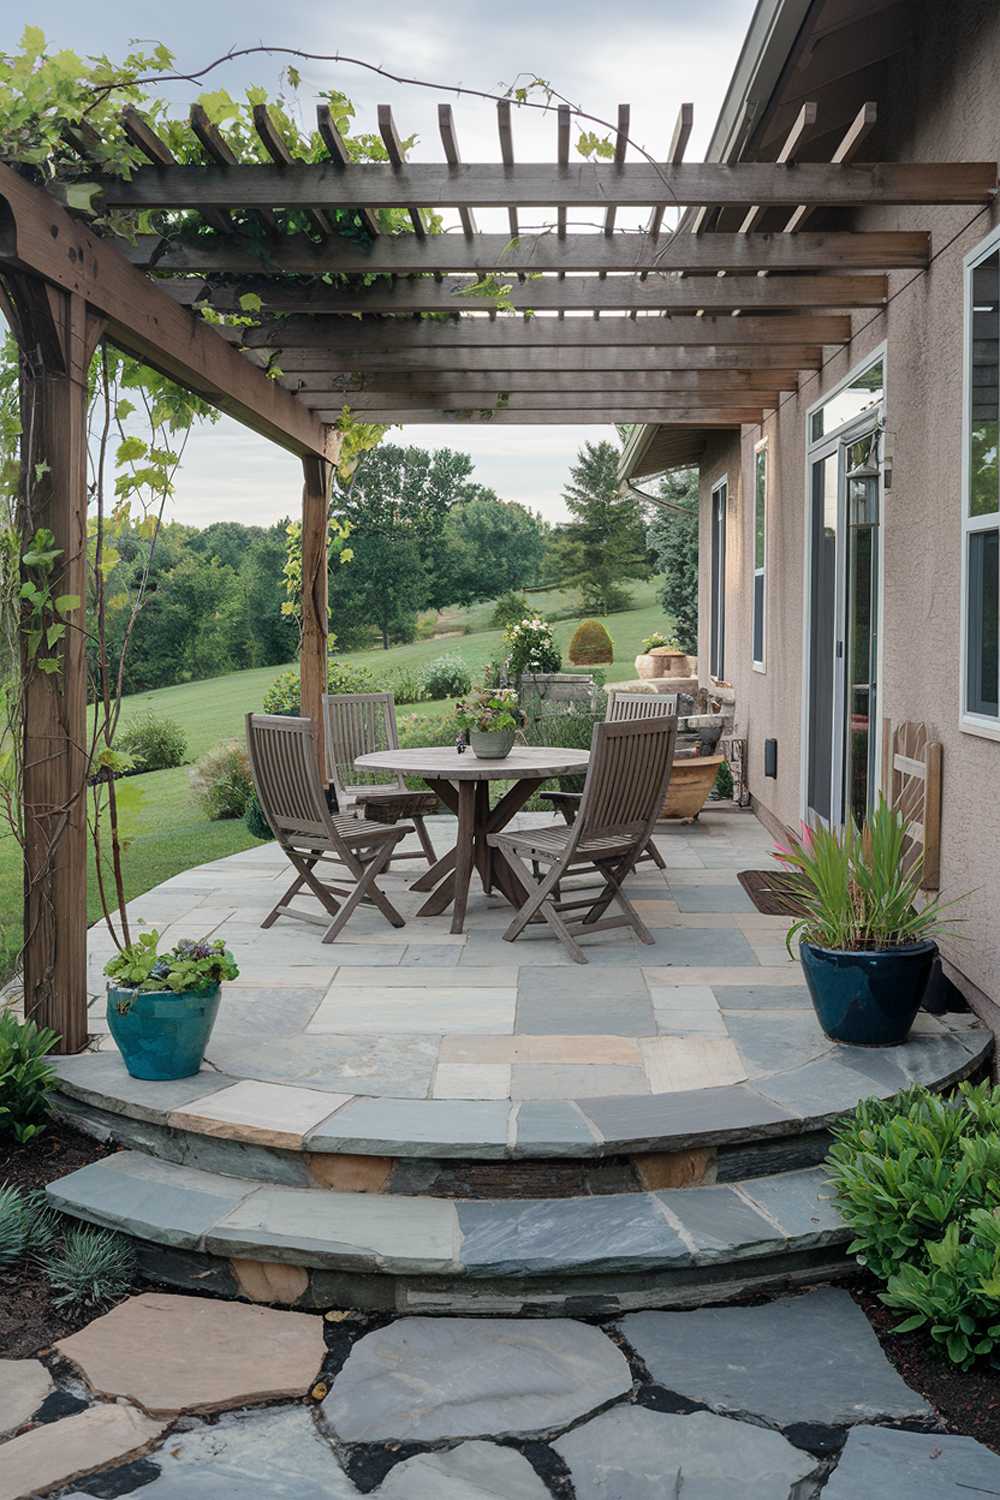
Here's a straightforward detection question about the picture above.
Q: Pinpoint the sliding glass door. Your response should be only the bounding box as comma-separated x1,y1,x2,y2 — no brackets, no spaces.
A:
710,479,727,681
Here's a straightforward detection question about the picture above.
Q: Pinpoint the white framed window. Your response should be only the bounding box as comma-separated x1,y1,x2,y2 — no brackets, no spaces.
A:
710,476,727,681
752,441,767,670
962,229,1000,738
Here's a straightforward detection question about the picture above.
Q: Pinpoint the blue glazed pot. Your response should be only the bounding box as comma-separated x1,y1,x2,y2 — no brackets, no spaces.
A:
799,939,937,1047
106,984,222,1080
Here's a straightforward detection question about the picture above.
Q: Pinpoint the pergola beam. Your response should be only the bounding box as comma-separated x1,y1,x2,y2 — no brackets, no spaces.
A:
318,407,766,424
275,343,823,373
321,391,784,412
158,272,887,316
93,160,997,210
241,312,851,349
290,369,797,399
122,230,930,275
0,163,334,461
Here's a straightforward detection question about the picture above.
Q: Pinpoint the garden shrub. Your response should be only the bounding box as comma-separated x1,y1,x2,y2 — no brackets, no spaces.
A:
0,1183,26,1267
713,759,734,801
397,709,463,750
45,1225,136,1311
191,741,255,820
117,711,188,773
0,1012,59,1145
386,665,429,705
828,1082,1000,1368
263,658,376,715
244,792,273,841
505,618,561,677
568,619,614,665
421,654,472,700
491,590,531,631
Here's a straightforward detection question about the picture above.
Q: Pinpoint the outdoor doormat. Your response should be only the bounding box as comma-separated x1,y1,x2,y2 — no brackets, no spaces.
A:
737,869,809,917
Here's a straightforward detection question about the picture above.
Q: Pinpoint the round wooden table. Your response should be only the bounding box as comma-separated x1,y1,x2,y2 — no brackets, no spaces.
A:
354,746,591,933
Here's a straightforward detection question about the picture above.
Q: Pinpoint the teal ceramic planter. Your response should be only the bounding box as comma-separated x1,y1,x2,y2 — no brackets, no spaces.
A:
800,940,937,1047
106,984,222,1080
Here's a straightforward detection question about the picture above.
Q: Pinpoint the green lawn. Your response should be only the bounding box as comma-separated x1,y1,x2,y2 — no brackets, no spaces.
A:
0,580,670,959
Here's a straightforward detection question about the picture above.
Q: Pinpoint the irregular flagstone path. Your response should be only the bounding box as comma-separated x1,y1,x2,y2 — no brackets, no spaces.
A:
0,1403,165,1500
554,1406,819,1498
619,1287,933,1429
0,1359,54,1438
55,1292,326,1417
376,1441,551,1499
823,1425,1000,1498
7,1292,1000,1500
321,1315,633,1442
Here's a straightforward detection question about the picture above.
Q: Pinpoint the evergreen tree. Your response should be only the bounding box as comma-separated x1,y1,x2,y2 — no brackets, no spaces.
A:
554,440,650,614
646,468,699,654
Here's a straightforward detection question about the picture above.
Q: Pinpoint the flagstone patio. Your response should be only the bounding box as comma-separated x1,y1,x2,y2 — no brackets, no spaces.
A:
44,806,991,1314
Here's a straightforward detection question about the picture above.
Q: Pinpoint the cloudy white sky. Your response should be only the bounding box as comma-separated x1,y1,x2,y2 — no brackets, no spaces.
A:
3,0,756,525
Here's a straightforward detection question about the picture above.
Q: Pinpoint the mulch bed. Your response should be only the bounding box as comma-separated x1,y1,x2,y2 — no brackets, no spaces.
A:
1,1124,120,1359
737,868,809,917
852,1282,1000,1454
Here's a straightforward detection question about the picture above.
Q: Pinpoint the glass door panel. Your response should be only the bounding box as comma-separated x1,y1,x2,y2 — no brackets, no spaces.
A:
807,452,838,822
845,441,880,826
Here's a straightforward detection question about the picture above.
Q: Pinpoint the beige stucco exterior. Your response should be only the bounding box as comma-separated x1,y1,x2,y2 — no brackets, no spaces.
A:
695,0,1000,1009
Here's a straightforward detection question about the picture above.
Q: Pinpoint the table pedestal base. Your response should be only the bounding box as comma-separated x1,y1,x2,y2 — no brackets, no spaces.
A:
411,775,540,933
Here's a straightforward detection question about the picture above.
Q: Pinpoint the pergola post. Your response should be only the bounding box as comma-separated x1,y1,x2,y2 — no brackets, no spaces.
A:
2,275,104,1052
300,455,332,777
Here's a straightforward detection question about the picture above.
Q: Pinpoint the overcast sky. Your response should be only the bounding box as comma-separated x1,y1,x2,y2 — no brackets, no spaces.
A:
3,0,756,525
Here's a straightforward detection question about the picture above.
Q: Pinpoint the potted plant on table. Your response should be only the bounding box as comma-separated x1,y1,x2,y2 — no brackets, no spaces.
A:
104,932,239,1081
774,799,961,1046
455,686,525,760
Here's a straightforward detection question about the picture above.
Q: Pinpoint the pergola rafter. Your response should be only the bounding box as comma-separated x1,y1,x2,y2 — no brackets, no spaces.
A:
1,85,995,1045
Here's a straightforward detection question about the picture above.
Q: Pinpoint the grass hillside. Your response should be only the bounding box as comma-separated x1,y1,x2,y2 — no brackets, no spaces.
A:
0,581,670,970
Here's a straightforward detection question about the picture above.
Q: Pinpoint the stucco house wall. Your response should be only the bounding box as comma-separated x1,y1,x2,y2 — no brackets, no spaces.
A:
696,0,1000,1007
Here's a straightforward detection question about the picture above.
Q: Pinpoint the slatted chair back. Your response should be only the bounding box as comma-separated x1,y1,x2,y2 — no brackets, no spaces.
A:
880,717,943,890
324,692,405,803
246,713,334,844
606,690,679,723
573,717,678,847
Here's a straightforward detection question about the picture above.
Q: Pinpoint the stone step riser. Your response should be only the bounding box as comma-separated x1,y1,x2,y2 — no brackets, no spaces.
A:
52,1091,832,1196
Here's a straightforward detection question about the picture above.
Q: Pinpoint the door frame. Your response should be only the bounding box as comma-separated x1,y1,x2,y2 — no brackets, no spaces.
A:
799,344,887,825
709,474,728,683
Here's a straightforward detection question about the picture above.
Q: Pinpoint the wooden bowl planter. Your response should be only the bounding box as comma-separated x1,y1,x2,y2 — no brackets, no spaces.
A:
662,753,724,822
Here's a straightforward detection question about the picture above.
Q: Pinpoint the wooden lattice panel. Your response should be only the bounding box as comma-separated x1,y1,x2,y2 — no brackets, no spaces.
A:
880,719,942,891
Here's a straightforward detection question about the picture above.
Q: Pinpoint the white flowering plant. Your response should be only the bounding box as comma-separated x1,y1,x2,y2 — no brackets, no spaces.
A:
504,617,562,676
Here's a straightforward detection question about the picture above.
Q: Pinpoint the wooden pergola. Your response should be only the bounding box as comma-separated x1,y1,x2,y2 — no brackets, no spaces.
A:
0,94,994,1051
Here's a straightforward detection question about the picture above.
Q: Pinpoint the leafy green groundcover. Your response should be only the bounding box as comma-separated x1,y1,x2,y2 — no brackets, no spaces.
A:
828,1082,1000,1369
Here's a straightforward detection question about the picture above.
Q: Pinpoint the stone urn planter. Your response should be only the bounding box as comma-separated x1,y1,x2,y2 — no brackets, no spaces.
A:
469,728,515,760
107,985,223,1081
635,652,658,680
800,939,938,1046
649,647,689,679
662,753,724,822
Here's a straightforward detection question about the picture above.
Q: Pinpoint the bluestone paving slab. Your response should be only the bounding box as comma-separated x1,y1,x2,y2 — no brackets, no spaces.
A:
510,1063,649,1099
578,1084,795,1151
306,1097,511,1156
0,1358,54,1437
619,1288,932,1427
59,1408,361,1499
456,1192,690,1276
671,886,756,912
832,1029,990,1092
724,1009,832,1078
204,1184,457,1272
46,1152,254,1249
331,965,519,987
516,982,654,1038
203,1033,438,1099
554,1405,817,1500
660,1184,785,1261
823,1425,1000,1498
514,1099,600,1152
376,1440,550,1500
642,927,758,965
717,985,812,1009
322,1317,631,1441
199,988,325,1036
48,1054,235,1123
739,1167,847,1247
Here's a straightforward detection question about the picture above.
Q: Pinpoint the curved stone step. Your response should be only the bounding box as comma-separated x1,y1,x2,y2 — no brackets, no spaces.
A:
47,1152,853,1314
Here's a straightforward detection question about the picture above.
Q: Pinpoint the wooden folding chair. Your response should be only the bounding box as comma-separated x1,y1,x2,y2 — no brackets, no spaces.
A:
246,713,411,944
540,690,678,871
489,715,679,964
323,691,437,866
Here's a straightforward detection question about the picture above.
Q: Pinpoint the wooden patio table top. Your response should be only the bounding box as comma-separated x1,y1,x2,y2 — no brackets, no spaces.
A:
355,746,590,933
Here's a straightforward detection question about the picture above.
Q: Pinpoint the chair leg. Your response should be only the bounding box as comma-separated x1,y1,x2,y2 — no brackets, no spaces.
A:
413,815,437,866
643,836,667,871
589,857,656,944
499,847,588,962
267,850,346,928
340,839,407,929
322,841,398,943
